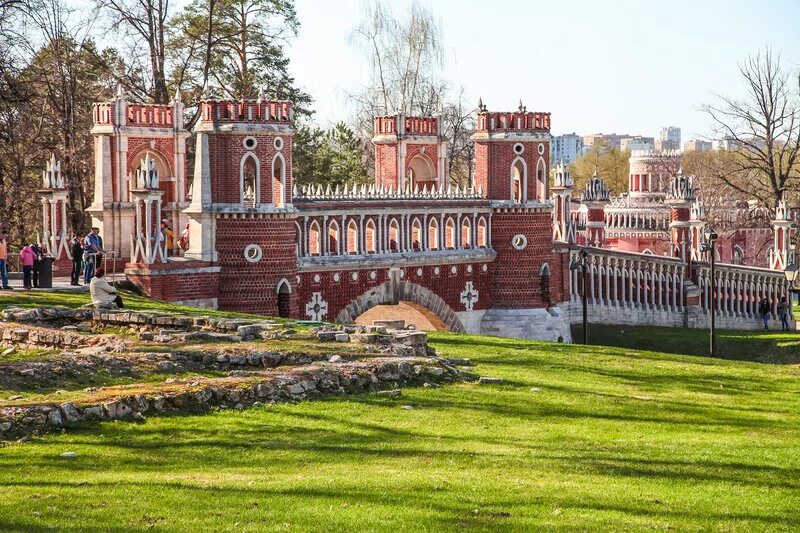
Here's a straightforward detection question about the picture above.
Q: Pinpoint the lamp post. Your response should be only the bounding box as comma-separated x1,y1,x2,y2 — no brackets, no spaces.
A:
784,263,799,313
700,227,718,356
570,249,590,344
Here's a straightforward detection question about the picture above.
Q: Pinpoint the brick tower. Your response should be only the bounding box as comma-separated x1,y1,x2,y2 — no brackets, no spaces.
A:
186,89,299,315
372,114,448,191
665,170,695,261
87,86,190,261
582,171,611,247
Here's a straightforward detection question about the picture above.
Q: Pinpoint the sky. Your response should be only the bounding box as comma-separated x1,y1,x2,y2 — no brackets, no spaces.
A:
287,0,800,140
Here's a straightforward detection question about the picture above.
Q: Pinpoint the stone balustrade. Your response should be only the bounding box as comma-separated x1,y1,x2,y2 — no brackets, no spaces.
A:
695,262,793,320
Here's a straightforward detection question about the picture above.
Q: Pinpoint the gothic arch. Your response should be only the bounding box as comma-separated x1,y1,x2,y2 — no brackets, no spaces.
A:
240,153,260,207
428,218,440,250
346,219,359,254
328,219,340,255
411,217,423,251
335,280,466,332
536,157,547,201
407,154,436,187
272,152,286,207
388,218,400,251
510,157,527,203
308,220,321,256
365,219,377,253
129,148,172,179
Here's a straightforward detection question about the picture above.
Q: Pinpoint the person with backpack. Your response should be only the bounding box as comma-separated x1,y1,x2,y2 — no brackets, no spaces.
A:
759,297,771,331
777,296,791,332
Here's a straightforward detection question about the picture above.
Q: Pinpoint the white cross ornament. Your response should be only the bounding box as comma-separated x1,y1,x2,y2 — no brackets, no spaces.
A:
460,281,479,311
305,292,329,321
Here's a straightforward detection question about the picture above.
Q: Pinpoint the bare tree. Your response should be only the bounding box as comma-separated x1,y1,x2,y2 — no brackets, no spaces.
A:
703,48,800,208
96,0,171,103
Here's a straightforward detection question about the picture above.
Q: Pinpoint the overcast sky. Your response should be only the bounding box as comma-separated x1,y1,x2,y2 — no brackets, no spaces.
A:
287,0,800,140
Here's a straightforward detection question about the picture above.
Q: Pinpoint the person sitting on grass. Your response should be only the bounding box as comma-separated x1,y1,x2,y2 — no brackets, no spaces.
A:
89,268,124,308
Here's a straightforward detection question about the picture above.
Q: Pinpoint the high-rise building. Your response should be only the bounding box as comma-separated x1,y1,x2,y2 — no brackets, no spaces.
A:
683,139,713,152
620,136,655,152
659,126,681,151
551,133,585,164
583,133,629,150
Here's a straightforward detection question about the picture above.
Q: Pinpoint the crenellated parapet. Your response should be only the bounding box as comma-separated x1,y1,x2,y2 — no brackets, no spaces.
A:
196,90,294,131
475,100,550,134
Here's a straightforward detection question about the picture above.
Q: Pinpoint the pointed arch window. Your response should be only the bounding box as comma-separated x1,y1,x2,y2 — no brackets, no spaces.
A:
539,263,551,306
388,218,400,252
477,217,488,248
328,220,340,255
272,153,286,207
365,219,377,253
241,154,259,207
308,220,321,256
461,218,472,248
445,217,456,249
428,218,440,250
411,218,423,251
347,219,359,254
536,157,547,202
511,158,526,203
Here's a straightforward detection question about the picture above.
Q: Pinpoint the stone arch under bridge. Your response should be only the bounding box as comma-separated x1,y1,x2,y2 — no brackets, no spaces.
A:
336,280,466,333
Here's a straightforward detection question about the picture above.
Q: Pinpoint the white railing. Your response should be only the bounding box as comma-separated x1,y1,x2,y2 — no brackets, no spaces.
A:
293,182,483,202
696,263,793,319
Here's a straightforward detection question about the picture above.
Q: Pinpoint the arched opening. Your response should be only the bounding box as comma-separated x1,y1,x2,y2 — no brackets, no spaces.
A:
642,249,654,255
539,263,551,306
308,220,321,256
272,153,285,207
511,158,526,203
129,149,173,203
428,218,440,250
241,154,259,208
337,280,466,333
411,218,422,251
444,217,456,249
277,279,291,318
347,219,359,254
733,245,744,265
328,220,340,255
536,157,547,201
355,301,449,331
365,219,377,253
388,219,399,252
407,154,436,189
461,218,472,248
477,217,488,248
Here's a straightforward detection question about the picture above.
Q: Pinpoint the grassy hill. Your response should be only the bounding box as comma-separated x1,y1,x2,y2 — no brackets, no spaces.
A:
1,292,799,531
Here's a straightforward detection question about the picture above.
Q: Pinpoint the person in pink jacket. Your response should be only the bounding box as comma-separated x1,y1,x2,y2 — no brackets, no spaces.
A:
19,244,36,290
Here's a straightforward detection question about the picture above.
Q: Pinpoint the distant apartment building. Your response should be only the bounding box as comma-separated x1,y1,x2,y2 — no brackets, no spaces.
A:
583,133,628,150
551,133,585,164
684,139,713,152
658,126,681,151
620,136,655,152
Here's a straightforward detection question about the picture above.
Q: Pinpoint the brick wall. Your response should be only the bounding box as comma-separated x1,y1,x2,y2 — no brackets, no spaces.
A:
126,262,219,302
490,210,564,308
374,144,398,189
215,216,298,315
474,141,549,201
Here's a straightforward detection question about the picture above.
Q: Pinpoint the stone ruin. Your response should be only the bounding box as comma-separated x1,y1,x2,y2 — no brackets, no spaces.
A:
0,307,473,442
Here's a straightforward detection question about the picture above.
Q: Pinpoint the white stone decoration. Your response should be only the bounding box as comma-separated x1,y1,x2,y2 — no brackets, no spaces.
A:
450,265,457,274
467,264,473,273
135,153,159,189
243,244,263,263
351,271,359,281
513,143,524,155
434,267,440,275
369,271,377,280
512,234,528,250
537,143,545,155
482,264,488,272
305,292,328,321
243,136,257,150
274,137,283,150
416,268,423,276
333,273,340,282
460,281,479,311
313,274,321,283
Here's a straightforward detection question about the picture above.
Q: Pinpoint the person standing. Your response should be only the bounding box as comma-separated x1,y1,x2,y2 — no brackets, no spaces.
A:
30,242,44,288
160,220,174,256
0,232,10,290
178,223,190,253
70,234,83,286
777,296,791,332
83,227,103,283
19,244,36,290
759,297,771,331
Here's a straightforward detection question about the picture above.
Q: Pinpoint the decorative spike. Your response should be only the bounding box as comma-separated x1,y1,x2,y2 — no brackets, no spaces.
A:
422,184,428,196
258,86,265,101
369,184,375,195
325,184,331,196
413,183,419,195
343,183,349,196
455,184,461,196
334,184,340,196
173,86,181,104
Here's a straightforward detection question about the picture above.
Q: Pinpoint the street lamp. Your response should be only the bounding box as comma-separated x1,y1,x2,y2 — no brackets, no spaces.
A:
700,227,719,356
784,263,799,311
570,249,590,344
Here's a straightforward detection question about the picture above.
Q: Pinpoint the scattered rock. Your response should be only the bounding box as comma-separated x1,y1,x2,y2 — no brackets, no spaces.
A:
530,387,542,392
334,333,350,342
60,451,78,458
377,389,402,399
328,355,343,363
401,405,415,410
479,377,504,384
1,347,15,356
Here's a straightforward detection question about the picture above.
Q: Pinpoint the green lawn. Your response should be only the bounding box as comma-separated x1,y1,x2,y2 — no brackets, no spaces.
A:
1,327,799,531
574,323,800,363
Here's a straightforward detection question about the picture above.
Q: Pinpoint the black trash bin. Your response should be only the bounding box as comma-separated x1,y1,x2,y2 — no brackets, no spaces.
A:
38,257,54,288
